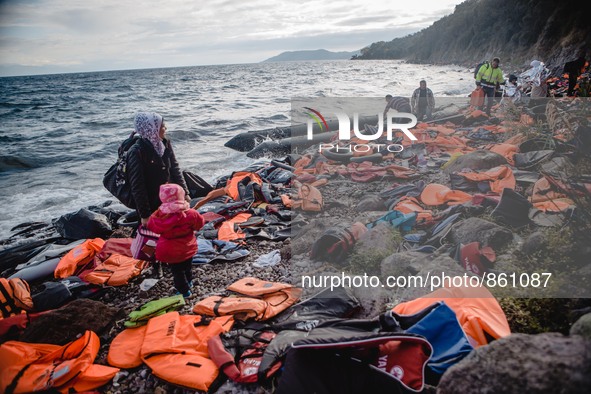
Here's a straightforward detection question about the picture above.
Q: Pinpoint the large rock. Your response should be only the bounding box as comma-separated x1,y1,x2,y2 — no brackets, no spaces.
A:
520,231,548,256
355,223,400,257
355,195,386,211
437,333,591,394
570,313,591,340
291,218,338,256
53,208,112,240
451,217,513,249
443,150,507,174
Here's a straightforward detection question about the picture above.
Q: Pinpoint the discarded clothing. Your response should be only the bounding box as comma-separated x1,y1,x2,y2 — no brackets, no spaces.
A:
367,211,417,232
253,249,281,268
192,238,250,264
491,188,532,227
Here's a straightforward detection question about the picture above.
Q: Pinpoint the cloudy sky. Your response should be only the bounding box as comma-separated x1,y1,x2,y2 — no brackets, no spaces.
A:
0,0,465,76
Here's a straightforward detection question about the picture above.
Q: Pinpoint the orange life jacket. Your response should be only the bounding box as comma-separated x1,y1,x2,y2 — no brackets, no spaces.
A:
392,196,434,223
83,254,147,286
217,212,252,242
487,143,518,166
224,172,264,201
470,88,485,107
54,238,105,279
455,165,516,194
108,312,233,392
0,278,34,319
530,177,574,212
0,330,119,394
291,183,323,212
193,188,228,209
193,277,302,321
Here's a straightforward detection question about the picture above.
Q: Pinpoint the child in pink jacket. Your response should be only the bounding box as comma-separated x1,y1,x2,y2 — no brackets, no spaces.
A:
147,184,204,297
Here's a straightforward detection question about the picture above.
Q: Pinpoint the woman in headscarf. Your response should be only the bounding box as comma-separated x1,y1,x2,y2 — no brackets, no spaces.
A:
127,111,190,225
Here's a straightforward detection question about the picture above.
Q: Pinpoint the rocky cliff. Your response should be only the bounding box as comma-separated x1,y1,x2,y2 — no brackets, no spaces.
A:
355,0,590,73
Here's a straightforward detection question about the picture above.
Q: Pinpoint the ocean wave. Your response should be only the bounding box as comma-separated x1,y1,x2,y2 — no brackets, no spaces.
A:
0,155,41,172
198,119,230,127
227,121,254,131
267,114,289,121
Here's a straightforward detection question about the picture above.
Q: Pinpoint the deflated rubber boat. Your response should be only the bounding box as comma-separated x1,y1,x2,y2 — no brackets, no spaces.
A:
224,115,379,158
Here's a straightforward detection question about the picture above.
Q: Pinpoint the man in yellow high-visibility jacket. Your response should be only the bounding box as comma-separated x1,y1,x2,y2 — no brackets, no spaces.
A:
475,57,505,115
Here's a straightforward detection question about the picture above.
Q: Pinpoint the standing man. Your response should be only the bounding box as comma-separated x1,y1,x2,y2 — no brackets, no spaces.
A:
475,57,505,115
410,80,435,121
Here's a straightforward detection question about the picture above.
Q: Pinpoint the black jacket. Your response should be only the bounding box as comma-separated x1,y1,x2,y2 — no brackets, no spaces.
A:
127,137,188,219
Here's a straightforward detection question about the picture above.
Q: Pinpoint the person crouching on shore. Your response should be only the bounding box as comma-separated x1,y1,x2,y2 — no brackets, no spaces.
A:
147,184,204,298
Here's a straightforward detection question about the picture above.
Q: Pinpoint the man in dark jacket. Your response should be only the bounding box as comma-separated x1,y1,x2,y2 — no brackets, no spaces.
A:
410,80,435,121
564,52,587,96
127,112,189,225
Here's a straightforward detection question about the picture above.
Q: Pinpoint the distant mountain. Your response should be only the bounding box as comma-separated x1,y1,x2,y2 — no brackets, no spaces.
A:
262,49,359,62
355,0,590,73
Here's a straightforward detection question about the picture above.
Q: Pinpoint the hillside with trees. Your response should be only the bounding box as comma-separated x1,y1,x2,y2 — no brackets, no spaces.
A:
354,0,590,73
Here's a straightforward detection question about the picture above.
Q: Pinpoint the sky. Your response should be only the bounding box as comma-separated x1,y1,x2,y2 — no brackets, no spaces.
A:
0,0,465,76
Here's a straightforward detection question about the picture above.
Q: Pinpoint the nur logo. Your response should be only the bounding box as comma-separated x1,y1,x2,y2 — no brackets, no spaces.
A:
304,108,418,141
304,106,418,154
304,107,329,133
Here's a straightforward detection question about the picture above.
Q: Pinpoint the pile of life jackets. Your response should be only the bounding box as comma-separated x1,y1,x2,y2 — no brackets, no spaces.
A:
108,312,234,392
0,330,119,393
54,237,147,286
193,277,302,321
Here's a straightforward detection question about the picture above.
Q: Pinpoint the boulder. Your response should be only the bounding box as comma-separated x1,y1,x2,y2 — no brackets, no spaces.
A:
355,195,386,211
443,150,507,174
437,333,591,394
291,218,336,256
570,313,591,340
355,222,400,257
451,217,513,249
53,208,112,240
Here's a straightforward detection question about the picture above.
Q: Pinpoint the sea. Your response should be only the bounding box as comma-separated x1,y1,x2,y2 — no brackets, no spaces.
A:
0,60,476,239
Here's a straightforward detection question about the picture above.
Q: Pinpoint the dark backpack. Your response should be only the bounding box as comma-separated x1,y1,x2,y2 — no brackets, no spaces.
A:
103,132,140,209
183,170,213,198
474,61,489,79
